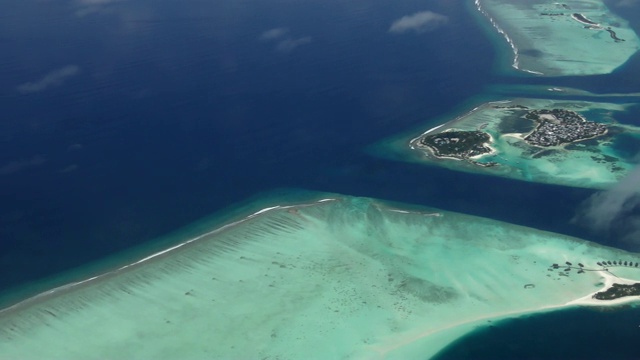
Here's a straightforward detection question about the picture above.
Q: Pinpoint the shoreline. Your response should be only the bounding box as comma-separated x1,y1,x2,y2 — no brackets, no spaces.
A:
568,271,640,306
375,270,640,358
571,13,599,27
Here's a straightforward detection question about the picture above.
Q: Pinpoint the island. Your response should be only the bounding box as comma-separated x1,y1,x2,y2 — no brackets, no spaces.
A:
571,13,625,42
523,109,607,147
387,98,640,189
415,105,611,162
419,130,493,160
593,283,640,300
571,13,598,26
1,195,640,359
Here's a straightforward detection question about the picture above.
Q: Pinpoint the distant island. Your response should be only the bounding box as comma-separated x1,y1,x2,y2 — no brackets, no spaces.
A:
476,0,639,75
570,13,625,42
523,109,608,147
416,108,608,163
571,13,597,26
547,259,640,302
394,98,640,189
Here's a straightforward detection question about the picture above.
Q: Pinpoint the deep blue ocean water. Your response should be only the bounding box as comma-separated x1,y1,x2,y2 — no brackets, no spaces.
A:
1,0,640,357
0,0,498,293
434,305,640,360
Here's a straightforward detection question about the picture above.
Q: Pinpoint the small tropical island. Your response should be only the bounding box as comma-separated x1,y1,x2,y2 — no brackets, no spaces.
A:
419,130,493,160
547,259,640,302
477,0,640,75
393,98,640,189
593,283,640,300
523,109,608,147
570,13,625,42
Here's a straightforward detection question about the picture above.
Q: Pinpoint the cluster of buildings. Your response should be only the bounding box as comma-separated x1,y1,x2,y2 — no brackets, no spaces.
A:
523,109,607,147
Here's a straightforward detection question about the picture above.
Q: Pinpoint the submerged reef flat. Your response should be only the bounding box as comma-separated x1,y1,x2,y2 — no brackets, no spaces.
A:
522,109,607,147
475,0,640,75
1,196,639,359
409,98,640,189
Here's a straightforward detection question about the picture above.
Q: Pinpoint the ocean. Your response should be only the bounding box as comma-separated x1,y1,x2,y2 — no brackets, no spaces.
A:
434,305,640,360
1,0,639,357
0,0,495,295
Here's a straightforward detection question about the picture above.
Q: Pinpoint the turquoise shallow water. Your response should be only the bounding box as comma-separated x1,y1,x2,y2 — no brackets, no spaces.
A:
1,195,639,359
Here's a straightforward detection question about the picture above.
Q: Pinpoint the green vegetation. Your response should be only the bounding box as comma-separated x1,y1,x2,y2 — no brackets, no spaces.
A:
420,130,492,160
593,283,640,300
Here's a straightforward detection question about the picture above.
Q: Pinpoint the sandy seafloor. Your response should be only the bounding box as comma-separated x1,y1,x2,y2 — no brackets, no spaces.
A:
1,195,640,359
475,0,640,76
